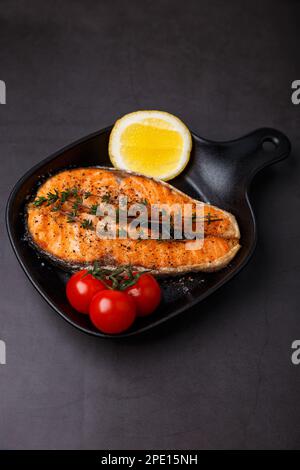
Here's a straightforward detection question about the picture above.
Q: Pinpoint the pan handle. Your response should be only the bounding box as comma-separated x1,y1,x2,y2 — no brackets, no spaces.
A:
192,127,291,207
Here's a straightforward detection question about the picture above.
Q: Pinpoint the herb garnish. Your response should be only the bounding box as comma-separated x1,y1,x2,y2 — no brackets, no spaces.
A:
67,212,77,223
81,219,93,230
46,190,59,205
101,194,112,203
32,187,96,224
32,189,223,234
191,211,223,225
90,204,98,215
87,262,149,290
61,189,72,203
32,196,47,207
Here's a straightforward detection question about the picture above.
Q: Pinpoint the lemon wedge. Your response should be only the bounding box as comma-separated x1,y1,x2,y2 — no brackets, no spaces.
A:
108,110,192,181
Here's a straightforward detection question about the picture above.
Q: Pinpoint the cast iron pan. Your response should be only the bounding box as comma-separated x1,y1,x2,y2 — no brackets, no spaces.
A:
6,126,291,337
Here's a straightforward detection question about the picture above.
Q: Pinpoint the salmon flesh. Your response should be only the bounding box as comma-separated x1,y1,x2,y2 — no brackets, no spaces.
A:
27,167,240,274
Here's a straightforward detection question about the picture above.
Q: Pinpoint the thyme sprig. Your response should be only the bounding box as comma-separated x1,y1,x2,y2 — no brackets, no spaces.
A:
33,187,97,228
87,262,150,290
33,187,79,206
81,219,93,230
32,188,223,235
33,187,109,213
46,190,59,205
191,212,223,225
90,204,98,215
32,196,47,207
101,193,112,203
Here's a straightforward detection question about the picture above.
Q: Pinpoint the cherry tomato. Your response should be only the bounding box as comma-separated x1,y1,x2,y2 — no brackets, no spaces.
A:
89,290,136,334
125,273,161,316
66,270,108,314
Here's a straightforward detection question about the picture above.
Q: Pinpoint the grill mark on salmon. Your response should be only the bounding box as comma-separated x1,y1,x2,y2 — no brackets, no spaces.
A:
27,167,241,274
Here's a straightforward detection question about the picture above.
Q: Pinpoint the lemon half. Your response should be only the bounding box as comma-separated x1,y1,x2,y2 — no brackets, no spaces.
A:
108,110,192,181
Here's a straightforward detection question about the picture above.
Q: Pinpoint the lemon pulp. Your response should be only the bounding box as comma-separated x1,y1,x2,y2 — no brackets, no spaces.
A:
120,118,184,178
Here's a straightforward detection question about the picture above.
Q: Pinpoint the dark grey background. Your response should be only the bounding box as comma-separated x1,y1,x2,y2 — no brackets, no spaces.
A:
0,0,299,449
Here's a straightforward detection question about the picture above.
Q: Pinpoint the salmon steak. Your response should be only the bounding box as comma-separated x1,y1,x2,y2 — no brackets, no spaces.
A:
27,167,240,274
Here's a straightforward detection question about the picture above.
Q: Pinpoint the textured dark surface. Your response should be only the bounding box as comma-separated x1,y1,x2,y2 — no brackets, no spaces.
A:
0,0,299,450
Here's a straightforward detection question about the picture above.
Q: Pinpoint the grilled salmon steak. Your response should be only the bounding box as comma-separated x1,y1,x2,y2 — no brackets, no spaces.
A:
27,167,240,274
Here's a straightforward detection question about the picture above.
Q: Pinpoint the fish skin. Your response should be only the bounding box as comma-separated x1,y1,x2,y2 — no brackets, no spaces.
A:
27,167,241,274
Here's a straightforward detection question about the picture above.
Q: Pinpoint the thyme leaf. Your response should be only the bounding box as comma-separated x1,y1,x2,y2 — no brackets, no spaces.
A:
86,263,150,290
90,204,98,215
81,219,93,230
32,196,47,207
101,194,111,203
46,190,59,205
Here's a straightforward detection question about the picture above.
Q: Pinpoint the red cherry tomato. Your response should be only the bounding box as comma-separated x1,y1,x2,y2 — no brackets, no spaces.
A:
125,273,161,316
89,290,136,334
66,270,108,314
